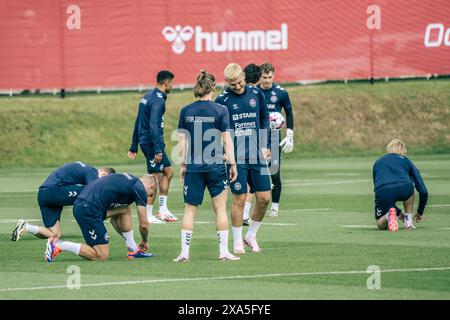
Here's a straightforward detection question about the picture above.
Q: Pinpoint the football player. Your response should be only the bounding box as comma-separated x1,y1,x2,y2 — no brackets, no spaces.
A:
128,70,177,223
373,139,428,231
258,62,295,217
174,70,239,262
44,173,156,262
215,63,271,254
11,162,115,241
242,63,263,226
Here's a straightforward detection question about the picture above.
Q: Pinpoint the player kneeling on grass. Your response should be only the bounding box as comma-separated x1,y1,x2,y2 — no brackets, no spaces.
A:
373,139,428,231
44,173,157,262
174,70,239,262
11,162,115,242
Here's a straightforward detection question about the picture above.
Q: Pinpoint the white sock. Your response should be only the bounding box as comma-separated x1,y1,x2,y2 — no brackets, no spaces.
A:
181,229,192,257
246,220,262,238
122,230,138,252
232,226,243,246
243,202,252,220
26,224,39,235
217,230,229,256
159,195,168,212
146,205,154,220
271,202,279,211
56,240,81,255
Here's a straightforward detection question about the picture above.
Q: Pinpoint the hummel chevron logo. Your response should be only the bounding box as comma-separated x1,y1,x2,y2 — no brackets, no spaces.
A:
89,230,97,240
68,191,78,197
149,160,156,168
185,233,192,246
184,185,188,196
376,208,382,217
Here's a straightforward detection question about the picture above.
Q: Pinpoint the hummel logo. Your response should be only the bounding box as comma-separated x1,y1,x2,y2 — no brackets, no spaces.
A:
157,92,163,98
149,160,156,168
232,104,239,110
223,180,228,189
376,208,382,217
89,230,97,240
185,232,192,246
162,25,194,54
184,185,188,196
68,191,78,197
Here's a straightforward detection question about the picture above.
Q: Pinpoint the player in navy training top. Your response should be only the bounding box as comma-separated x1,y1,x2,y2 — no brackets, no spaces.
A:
174,70,239,262
372,139,428,231
11,162,115,242
44,173,157,262
258,62,295,218
215,63,271,254
241,63,263,226
128,70,177,223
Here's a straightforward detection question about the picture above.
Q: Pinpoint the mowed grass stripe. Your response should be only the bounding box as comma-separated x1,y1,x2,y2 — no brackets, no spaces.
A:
1,266,450,293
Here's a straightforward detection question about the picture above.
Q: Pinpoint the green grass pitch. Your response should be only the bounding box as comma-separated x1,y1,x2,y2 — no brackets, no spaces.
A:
0,155,449,299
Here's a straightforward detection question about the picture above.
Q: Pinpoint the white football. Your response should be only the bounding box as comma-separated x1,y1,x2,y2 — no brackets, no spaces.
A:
269,112,285,130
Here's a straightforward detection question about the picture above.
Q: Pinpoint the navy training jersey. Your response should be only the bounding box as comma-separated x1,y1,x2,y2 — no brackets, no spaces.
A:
258,83,294,130
178,100,230,172
76,173,148,213
215,85,269,162
40,162,98,188
130,88,167,154
373,153,428,214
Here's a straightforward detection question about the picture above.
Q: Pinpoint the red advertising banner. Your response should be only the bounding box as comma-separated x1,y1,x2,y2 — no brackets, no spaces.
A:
0,0,449,90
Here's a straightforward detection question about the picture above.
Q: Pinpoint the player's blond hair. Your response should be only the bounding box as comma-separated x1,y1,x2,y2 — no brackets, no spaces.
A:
386,138,407,156
224,63,243,81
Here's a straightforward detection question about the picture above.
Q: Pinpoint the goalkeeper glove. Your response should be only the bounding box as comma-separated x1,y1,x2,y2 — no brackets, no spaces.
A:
280,129,294,153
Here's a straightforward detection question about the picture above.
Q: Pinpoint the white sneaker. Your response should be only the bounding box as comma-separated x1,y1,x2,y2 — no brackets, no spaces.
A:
173,255,190,262
267,208,279,218
244,236,263,253
148,215,166,224
158,210,178,222
11,219,28,241
219,252,240,261
403,213,416,230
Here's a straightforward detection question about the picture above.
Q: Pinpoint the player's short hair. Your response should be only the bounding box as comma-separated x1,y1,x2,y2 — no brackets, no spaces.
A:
100,167,116,174
243,63,262,85
386,138,407,156
193,70,216,98
157,70,175,84
224,63,243,81
260,62,275,74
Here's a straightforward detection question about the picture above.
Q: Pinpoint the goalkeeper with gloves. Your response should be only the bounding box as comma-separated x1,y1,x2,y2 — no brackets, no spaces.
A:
257,62,295,217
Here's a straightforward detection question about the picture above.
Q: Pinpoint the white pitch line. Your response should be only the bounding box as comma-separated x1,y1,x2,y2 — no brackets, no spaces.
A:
262,222,297,226
428,204,450,207
0,190,36,193
283,179,371,187
1,266,449,293
324,173,361,176
0,219,41,224
278,208,331,212
342,225,376,229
